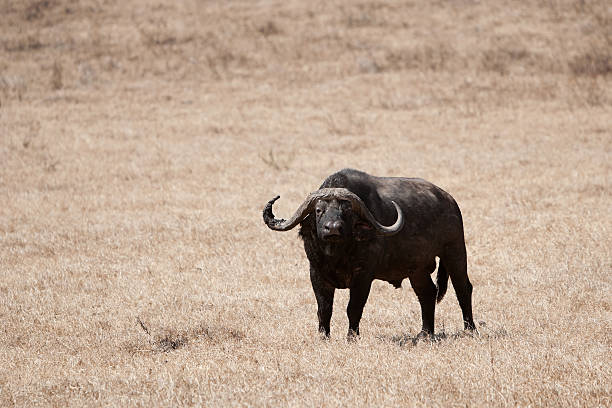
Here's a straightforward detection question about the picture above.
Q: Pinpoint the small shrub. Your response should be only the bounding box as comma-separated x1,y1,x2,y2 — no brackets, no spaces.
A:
258,21,281,37
24,0,54,21
481,49,510,75
481,48,532,75
384,44,455,72
569,50,612,77
51,61,62,90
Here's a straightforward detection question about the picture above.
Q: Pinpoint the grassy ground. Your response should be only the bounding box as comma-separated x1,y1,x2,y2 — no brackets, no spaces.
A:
1,0,610,406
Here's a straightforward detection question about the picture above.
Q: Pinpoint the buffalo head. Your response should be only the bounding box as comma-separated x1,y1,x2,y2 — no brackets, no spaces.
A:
263,188,404,242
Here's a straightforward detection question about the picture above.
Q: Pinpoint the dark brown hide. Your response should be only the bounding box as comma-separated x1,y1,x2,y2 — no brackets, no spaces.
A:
263,168,475,339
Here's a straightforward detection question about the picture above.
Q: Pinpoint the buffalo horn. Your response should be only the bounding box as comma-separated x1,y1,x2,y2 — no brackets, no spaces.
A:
263,188,404,235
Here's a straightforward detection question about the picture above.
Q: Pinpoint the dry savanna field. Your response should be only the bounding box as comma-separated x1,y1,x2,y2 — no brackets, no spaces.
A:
1,0,611,406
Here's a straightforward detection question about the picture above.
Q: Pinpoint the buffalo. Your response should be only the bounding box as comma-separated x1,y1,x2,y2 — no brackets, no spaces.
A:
263,168,475,340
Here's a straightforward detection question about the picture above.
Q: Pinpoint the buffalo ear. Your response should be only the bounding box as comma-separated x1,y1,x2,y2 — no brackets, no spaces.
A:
353,220,375,242
298,213,316,240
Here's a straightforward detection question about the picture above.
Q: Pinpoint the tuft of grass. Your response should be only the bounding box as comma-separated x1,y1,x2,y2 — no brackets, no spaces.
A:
24,0,55,21
131,318,244,354
569,49,612,77
257,21,282,37
0,75,27,102
259,149,294,171
383,44,455,72
3,35,44,52
51,61,62,90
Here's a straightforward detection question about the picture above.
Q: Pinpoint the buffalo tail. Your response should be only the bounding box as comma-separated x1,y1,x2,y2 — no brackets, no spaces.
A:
436,260,449,303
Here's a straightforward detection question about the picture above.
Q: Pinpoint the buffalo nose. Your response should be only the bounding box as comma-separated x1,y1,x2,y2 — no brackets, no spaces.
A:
323,221,343,235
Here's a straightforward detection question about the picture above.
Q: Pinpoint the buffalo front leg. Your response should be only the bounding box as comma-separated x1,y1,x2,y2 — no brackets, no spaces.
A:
310,268,335,338
346,277,373,340
408,273,437,339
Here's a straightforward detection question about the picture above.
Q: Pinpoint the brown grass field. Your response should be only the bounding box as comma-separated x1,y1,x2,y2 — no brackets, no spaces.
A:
1,0,611,406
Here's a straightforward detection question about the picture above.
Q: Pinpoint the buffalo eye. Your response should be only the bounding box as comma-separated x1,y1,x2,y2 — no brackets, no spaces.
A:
315,208,322,215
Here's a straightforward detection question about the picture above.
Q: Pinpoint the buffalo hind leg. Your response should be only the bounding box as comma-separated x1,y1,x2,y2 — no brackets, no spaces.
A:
346,278,372,341
443,245,476,331
408,272,437,340
310,268,335,338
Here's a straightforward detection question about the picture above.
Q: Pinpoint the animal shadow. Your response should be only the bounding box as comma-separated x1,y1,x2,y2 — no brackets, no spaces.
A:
380,321,507,348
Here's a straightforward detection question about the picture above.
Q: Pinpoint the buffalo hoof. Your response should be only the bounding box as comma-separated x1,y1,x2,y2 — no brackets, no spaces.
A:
347,329,359,342
464,327,479,337
465,321,477,332
318,330,331,341
412,330,435,345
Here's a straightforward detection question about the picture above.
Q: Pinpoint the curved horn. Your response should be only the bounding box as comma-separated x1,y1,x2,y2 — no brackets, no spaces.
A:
263,189,358,231
356,199,404,235
263,188,404,235
262,192,320,231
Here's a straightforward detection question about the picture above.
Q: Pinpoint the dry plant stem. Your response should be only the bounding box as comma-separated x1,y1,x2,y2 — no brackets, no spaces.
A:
137,317,151,337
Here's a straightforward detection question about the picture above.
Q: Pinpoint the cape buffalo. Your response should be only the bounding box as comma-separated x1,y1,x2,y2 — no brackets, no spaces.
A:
263,168,475,340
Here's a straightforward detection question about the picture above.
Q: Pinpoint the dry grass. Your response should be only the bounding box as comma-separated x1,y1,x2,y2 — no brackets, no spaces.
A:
1,0,610,406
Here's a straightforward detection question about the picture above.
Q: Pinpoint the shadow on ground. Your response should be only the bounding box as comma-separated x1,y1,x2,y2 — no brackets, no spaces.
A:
378,321,508,347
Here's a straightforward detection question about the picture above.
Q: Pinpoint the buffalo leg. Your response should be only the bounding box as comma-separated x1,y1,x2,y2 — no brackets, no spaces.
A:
310,268,335,337
346,278,372,340
408,273,437,338
443,245,476,331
